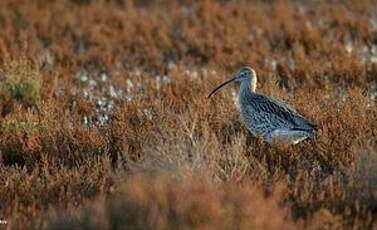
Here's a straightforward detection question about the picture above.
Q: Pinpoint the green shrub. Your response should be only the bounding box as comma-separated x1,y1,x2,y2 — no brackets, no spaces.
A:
0,54,42,105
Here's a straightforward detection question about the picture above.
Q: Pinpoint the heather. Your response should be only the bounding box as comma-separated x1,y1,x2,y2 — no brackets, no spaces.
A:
0,0,376,229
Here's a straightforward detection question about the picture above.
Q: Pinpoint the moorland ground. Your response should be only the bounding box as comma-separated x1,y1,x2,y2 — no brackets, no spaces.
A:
0,0,377,229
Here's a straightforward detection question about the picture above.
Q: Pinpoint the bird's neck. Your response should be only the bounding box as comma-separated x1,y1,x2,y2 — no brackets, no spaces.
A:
240,78,255,96
238,78,254,106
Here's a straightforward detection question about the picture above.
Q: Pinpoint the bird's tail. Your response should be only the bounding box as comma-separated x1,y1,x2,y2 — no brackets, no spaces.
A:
292,127,318,139
309,130,319,139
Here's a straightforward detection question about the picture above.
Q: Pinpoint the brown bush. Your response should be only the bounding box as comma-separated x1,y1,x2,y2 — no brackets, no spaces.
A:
0,0,376,229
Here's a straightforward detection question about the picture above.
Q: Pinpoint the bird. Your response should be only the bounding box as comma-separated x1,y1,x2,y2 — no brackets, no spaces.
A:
208,66,317,145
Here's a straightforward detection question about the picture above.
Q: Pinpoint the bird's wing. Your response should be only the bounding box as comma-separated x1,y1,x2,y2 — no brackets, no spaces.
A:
248,94,316,131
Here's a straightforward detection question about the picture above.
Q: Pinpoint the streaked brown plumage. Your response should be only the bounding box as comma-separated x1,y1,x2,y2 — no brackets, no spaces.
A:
208,66,317,144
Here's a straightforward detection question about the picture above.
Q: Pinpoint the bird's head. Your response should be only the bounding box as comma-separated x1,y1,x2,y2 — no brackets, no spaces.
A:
208,66,257,98
234,66,255,81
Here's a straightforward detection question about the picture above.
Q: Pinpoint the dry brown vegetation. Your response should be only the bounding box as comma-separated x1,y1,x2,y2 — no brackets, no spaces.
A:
0,0,376,229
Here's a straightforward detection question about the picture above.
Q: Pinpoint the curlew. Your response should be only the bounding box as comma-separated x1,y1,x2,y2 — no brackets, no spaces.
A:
208,66,317,144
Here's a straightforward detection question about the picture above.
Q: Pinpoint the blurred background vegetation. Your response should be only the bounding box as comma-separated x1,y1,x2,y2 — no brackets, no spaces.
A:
0,0,376,229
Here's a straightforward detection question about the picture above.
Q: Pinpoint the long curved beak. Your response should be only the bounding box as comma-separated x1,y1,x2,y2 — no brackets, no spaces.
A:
207,76,237,98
